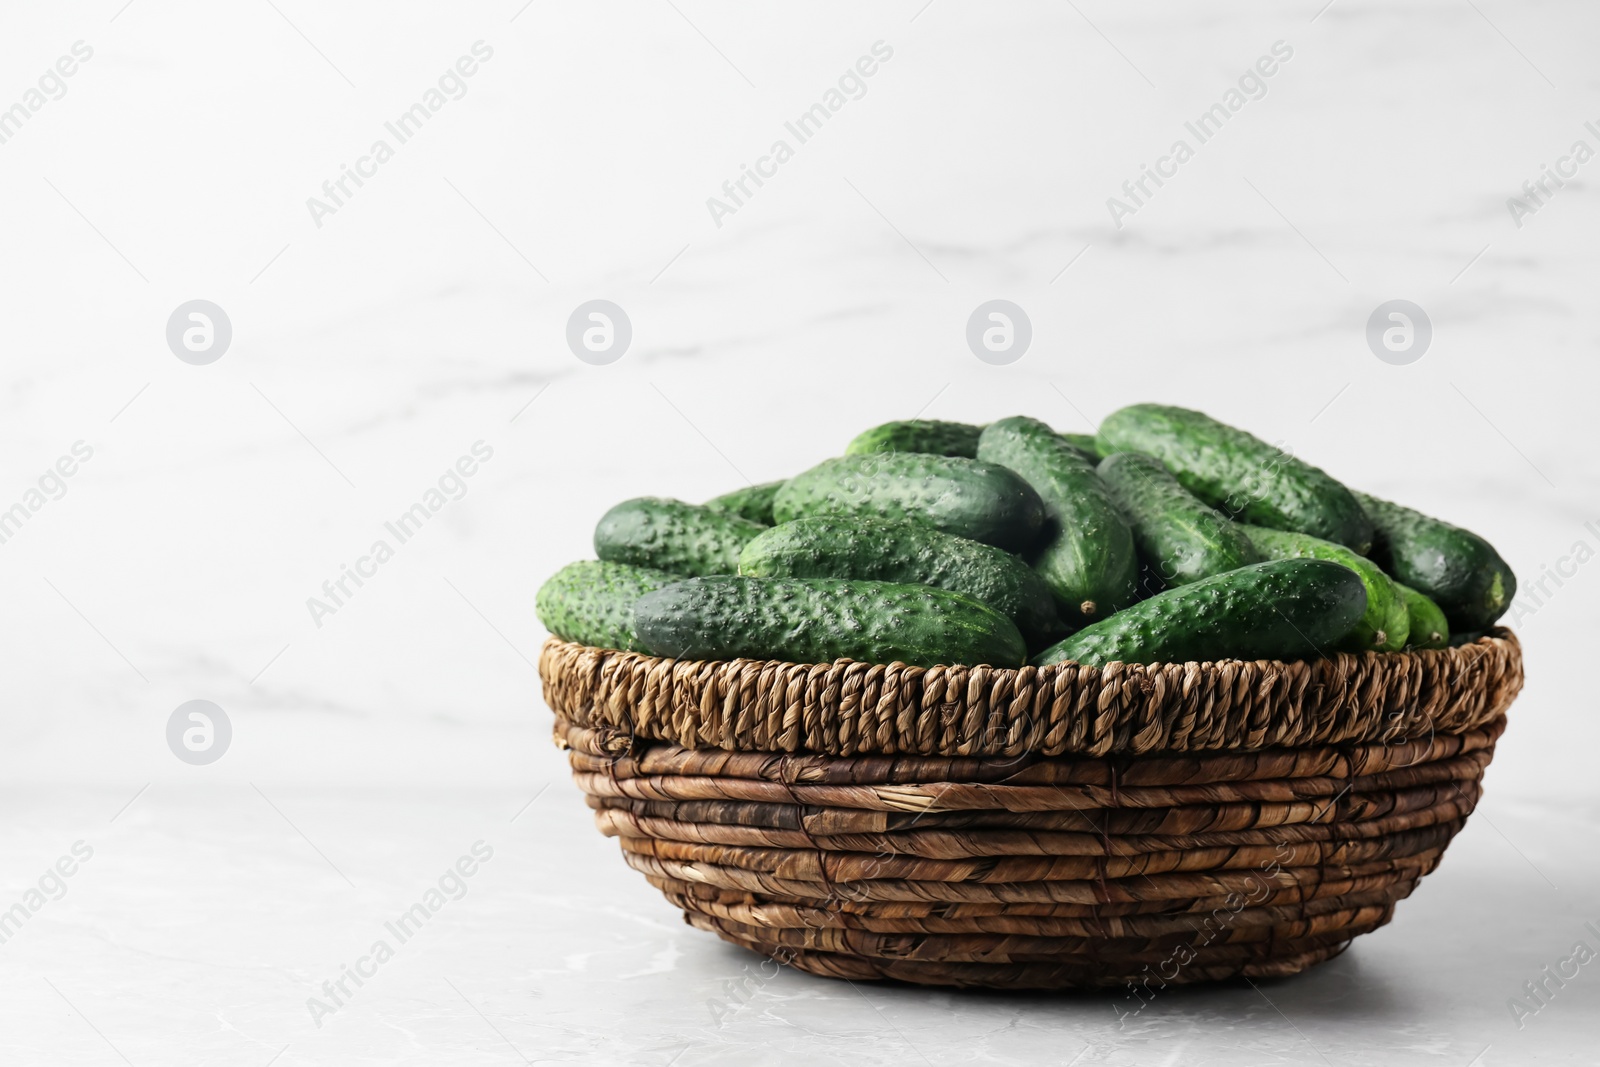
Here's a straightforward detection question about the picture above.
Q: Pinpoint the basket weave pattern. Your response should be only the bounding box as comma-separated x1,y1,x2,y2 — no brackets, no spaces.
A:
541,630,1522,988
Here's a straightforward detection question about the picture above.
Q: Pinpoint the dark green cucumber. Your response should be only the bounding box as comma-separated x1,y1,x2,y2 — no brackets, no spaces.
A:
594,497,765,576
773,453,1045,552
976,417,1138,627
634,576,1026,668
1097,451,1260,587
704,480,785,525
845,419,984,458
1032,559,1368,667
1098,404,1373,552
536,560,675,651
1355,491,1515,630
1236,524,1408,652
738,516,1062,648
1395,582,1449,650
1059,432,1103,462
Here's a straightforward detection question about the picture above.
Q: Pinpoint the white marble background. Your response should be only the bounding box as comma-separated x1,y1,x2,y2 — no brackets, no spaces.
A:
1,1,1597,1063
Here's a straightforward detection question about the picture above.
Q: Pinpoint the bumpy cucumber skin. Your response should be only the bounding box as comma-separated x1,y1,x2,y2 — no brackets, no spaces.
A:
704,480,785,525
634,576,1027,668
773,453,1045,553
1098,404,1373,553
738,516,1062,648
1097,452,1260,587
1355,491,1516,631
536,560,675,652
845,420,984,458
1058,432,1103,462
977,417,1138,627
594,497,766,577
1394,582,1450,650
1237,524,1408,652
1032,559,1368,668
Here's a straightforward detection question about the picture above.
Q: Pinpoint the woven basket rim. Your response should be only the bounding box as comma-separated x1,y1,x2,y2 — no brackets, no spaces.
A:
546,628,1519,678
539,627,1522,759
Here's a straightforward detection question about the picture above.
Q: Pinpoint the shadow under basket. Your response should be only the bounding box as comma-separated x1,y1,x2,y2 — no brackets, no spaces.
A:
539,629,1524,990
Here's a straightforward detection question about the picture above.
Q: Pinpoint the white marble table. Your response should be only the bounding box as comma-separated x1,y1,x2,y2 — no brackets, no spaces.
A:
2,784,1595,1066
0,0,1596,1062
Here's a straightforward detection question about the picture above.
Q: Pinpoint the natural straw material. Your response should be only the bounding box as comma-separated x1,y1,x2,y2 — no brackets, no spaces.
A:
541,630,1521,989
540,630,1521,758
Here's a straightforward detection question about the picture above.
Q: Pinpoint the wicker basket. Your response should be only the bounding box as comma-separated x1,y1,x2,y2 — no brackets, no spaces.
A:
540,629,1522,989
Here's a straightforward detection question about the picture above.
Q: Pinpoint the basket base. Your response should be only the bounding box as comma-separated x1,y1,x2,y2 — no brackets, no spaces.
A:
554,713,1503,991
699,924,1358,989
668,880,1395,988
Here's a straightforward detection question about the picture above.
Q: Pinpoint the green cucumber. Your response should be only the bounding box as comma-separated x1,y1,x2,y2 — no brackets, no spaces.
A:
1237,524,1408,651
738,516,1062,648
1395,582,1449,650
594,497,765,576
773,453,1045,552
976,417,1138,626
634,576,1026,668
536,561,675,651
1059,432,1103,462
704,480,784,525
1355,491,1516,630
1032,559,1368,667
1097,451,1260,586
845,419,984,458
1098,404,1373,552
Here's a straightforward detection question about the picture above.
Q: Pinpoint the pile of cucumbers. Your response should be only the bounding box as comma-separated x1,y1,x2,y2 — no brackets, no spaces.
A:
537,405,1517,669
